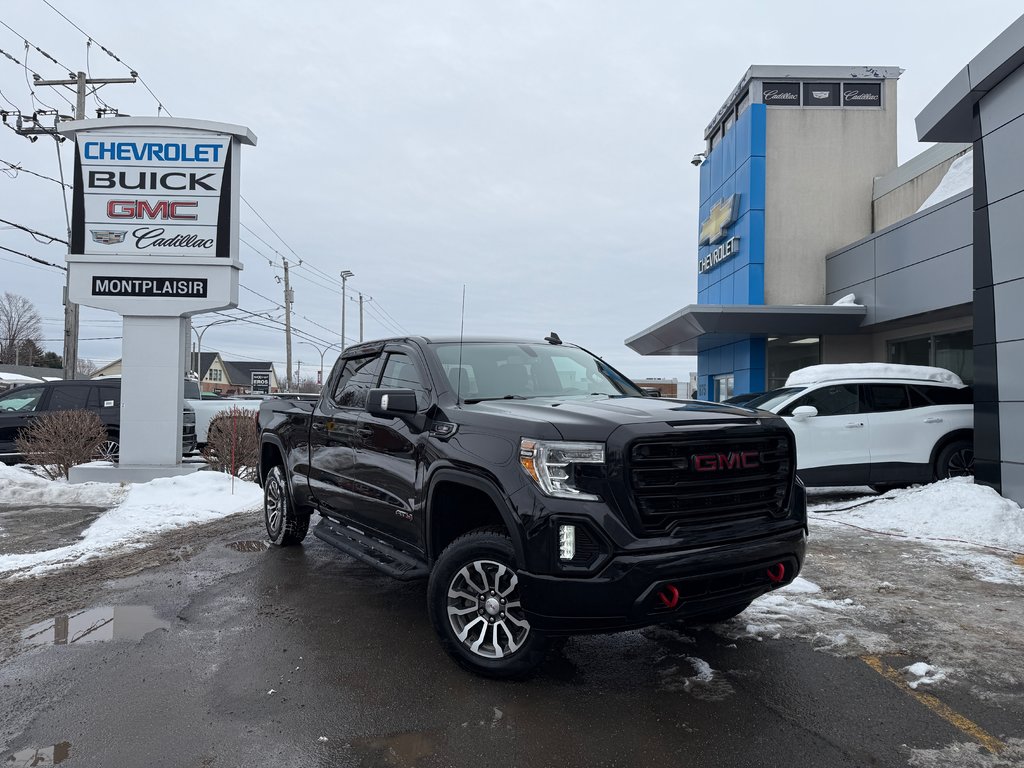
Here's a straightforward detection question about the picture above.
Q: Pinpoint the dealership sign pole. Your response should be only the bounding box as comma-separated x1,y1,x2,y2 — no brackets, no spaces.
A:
58,118,257,482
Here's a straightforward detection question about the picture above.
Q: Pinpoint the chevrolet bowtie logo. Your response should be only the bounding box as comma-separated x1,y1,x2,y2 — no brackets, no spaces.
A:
698,194,739,246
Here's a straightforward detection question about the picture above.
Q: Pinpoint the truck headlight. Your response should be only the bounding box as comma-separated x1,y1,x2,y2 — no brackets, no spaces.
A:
519,439,604,501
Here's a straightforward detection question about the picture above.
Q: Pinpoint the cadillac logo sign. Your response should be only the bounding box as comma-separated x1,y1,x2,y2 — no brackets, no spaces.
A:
699,194,739,245
90,230,127,245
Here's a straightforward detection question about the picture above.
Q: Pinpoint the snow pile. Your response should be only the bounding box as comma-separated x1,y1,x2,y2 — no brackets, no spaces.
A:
831,293,860,306
0,463,124,507
0,469,262,578
785,363,963,387
903,661,947,689
811,478,1024,554
917,150,973,212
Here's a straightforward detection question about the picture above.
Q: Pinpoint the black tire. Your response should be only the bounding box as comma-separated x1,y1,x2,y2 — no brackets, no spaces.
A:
935,439,974,480
264,465,309,545
427,530,548,679
677,600,752,627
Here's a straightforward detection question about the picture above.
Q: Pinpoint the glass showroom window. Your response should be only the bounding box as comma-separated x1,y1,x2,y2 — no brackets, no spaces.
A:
713,374,734,402
888,330,973,383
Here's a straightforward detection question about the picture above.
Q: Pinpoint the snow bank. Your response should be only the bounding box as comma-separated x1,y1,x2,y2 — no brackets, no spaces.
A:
831,293,860,307
0,463,124,507
0,469,262,578
785,363,963,387
810,478,1024,553
917,150,973,212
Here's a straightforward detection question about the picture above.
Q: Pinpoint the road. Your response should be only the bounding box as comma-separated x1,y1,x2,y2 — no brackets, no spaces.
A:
2,510,1023,767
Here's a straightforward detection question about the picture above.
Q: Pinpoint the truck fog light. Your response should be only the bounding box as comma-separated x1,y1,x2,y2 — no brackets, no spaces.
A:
558,524,576,561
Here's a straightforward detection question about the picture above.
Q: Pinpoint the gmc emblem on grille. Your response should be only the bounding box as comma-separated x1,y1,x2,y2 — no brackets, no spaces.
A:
692,451,760,472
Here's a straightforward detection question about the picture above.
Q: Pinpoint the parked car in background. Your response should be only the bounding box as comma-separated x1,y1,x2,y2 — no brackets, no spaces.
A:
723,391,767,407
0,379,196,463
184,378,256,449
743,364,973,491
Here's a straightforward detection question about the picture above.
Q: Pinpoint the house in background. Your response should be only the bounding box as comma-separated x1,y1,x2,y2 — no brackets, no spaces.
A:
95,353,279,395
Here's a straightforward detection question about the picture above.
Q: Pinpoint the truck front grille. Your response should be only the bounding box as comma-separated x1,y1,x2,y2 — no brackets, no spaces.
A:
627,433,791,534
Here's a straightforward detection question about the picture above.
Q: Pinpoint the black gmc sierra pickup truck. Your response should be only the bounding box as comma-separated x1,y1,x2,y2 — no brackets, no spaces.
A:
258,334,807,677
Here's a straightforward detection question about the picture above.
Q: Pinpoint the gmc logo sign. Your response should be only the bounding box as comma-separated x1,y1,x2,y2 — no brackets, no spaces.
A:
106,200,198,220
692,451,760,472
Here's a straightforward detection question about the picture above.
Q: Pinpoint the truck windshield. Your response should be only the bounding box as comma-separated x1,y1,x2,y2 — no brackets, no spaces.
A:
434,342,644,401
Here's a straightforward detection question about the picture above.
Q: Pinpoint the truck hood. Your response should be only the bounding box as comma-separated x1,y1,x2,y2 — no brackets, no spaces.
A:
462,396,766,442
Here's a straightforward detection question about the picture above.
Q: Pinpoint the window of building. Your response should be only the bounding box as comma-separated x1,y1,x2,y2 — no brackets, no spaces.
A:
888,330,973,383
766,336,821,390
713,374,734,402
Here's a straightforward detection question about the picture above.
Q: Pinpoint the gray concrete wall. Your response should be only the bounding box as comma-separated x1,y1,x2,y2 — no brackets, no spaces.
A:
872,151,969,231
764,79,898,306
825,190,973,326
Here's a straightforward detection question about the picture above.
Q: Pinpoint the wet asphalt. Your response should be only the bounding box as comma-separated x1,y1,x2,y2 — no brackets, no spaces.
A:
2,513,1022,768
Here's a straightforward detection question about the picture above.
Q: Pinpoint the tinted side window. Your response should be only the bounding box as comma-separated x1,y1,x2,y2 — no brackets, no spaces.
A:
862,384,910,413
781,383,858,416
910,384,973,406
0,386,46,412
48,386,91,411
379,352,427,408
98,386,120,408
333,355,383,408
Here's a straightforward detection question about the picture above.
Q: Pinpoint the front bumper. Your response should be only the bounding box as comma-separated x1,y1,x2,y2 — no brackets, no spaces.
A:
517,526,806,634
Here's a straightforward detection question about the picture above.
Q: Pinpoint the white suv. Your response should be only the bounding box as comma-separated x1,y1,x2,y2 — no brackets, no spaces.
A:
743,364,973,491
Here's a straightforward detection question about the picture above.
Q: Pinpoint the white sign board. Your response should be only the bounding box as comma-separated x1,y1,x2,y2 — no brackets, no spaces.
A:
73,134,232,258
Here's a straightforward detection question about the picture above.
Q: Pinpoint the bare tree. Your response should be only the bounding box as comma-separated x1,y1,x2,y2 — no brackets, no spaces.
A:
293,376,321,393
0,292,43,365
76,358,98,377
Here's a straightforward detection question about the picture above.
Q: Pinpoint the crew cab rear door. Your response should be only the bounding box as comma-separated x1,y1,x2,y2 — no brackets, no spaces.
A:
307,351,383,521
351,347,432,550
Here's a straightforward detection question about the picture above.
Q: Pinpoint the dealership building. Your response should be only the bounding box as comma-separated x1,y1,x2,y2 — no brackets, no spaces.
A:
626,14,1024,503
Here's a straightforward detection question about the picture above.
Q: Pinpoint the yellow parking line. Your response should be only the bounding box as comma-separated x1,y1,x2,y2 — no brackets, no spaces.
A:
861,655,1004,754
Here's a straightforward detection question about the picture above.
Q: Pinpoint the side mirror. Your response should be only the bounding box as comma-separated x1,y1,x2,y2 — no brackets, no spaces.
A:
366,388,418,417
791,405,818,421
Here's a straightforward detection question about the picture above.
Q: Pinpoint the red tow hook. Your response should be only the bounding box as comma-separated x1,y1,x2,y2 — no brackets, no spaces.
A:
657,584,680,609
766,563,786,584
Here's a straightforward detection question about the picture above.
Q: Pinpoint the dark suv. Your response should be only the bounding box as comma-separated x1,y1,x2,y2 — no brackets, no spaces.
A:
0,379,197,463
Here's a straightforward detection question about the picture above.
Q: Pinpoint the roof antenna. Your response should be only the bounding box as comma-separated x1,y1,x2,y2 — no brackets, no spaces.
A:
456,284,466,405
545,331,562,345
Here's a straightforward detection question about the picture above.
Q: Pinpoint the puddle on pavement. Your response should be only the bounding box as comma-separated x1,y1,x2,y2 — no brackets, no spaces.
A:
352,730,441,767
226,540,270,553
4,741,71,766
21,606,168,648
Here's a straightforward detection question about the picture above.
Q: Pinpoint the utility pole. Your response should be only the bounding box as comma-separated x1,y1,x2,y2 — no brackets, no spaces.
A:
358,293,366,343
29,71,137,380
283,259,294,390
340,269,354,351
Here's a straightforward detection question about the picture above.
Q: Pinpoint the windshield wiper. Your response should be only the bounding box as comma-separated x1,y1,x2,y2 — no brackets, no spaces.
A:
464,394,531,404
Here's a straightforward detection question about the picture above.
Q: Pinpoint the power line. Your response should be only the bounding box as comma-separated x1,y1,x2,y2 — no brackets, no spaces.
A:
0,18,76,73
0,157,72,188
0,243,66,271
39,0,170,116
0,216,67,244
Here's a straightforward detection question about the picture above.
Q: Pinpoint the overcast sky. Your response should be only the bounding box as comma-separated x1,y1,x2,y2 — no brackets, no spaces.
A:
2,1,1022,385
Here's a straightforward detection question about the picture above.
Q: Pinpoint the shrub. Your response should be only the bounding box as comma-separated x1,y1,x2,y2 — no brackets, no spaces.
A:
202,406,259,481
16,409,108,480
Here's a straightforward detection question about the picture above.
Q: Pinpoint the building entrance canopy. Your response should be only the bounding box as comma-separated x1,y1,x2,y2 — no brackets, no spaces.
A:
625,304,867,356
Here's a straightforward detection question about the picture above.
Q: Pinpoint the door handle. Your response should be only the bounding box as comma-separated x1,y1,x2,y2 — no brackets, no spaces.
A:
843,422,864,429
923,417,943,424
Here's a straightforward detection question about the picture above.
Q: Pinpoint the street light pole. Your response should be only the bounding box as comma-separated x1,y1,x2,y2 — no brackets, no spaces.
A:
299,340,344,387
192,314,271,388
340,270,354,352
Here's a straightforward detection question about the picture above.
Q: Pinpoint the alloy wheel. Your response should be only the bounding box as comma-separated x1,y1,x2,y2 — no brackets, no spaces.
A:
446,559,530,659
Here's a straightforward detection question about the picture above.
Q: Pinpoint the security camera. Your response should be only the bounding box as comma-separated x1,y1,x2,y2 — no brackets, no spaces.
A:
690,153,706,167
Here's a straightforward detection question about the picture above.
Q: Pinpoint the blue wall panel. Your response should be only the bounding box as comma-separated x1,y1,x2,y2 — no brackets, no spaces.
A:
696,103,767,398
